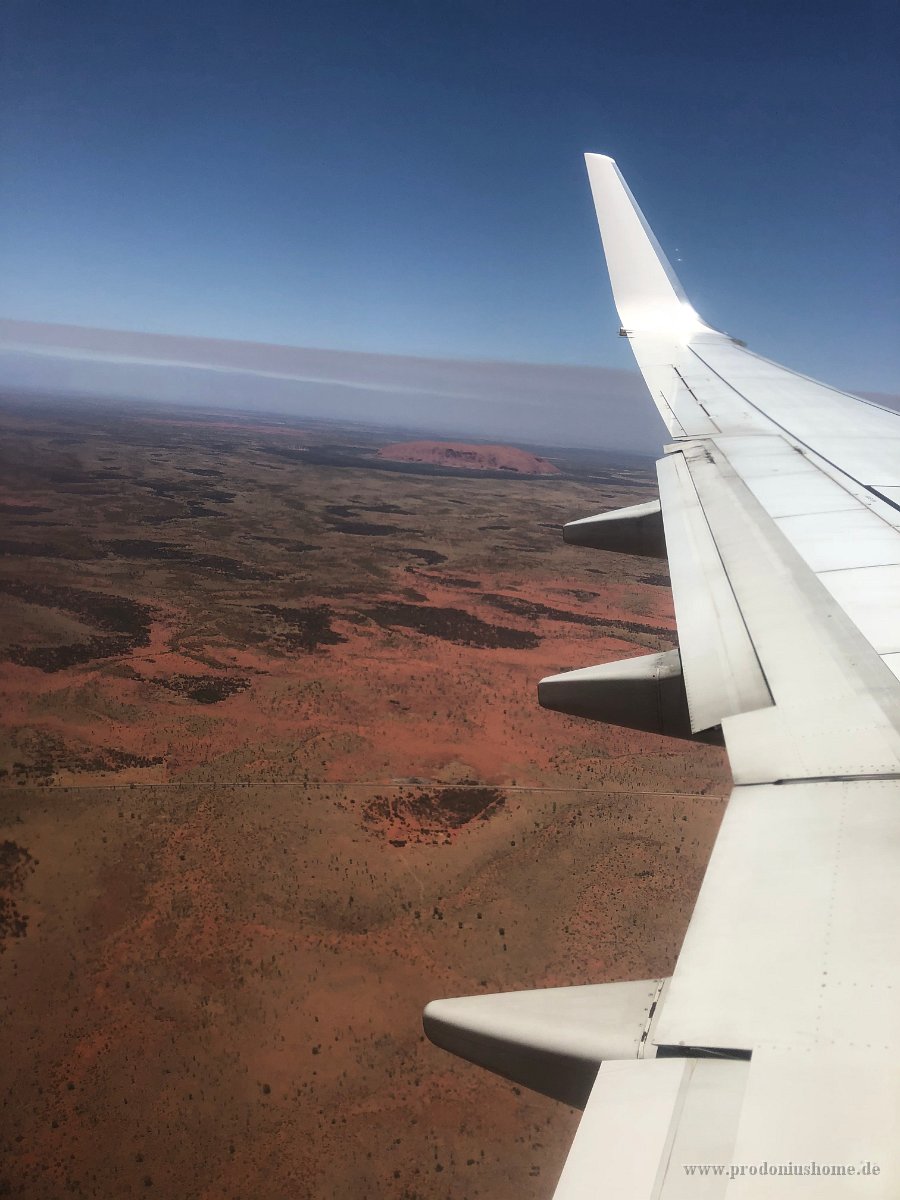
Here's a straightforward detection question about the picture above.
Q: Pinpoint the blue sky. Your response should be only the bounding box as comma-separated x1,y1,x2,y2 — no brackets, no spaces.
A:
0,0,897,442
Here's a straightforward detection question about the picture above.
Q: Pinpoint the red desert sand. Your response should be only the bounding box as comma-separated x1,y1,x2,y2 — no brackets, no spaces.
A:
0,401,731,1199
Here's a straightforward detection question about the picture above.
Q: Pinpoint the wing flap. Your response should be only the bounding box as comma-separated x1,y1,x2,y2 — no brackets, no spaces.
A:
656,451,771,732
675,439,900,783
553,1058,749,1199
654,779,900,1053
727,1048,899,1197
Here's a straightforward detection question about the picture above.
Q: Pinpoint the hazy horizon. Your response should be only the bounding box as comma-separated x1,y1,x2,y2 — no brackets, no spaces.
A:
0,317,669,454
4,317,900,458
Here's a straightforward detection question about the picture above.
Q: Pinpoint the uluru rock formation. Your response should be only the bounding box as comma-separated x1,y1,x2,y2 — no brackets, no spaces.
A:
378,440,560,474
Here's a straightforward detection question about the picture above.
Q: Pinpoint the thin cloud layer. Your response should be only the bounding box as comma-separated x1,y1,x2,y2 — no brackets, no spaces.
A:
0,319,663,454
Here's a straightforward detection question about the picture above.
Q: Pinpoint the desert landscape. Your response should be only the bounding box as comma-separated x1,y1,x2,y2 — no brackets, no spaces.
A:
0,393,731,1198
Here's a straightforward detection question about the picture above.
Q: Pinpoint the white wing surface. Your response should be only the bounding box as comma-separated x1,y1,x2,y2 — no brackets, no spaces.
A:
425,156,900,1197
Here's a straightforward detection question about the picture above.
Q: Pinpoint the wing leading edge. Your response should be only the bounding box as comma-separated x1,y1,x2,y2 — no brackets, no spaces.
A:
424,157,900,1197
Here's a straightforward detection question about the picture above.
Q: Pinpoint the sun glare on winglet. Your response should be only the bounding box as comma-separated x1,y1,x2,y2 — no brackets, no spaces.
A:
584,153,712,341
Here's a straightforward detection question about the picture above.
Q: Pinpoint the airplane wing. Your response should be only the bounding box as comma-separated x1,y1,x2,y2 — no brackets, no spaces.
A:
424,156,900,1196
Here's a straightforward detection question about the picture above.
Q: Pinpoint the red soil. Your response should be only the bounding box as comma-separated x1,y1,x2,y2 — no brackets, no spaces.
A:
0,406,732,1200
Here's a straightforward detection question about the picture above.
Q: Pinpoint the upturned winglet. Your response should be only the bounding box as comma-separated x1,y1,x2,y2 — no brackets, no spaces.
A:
584,153,708,337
